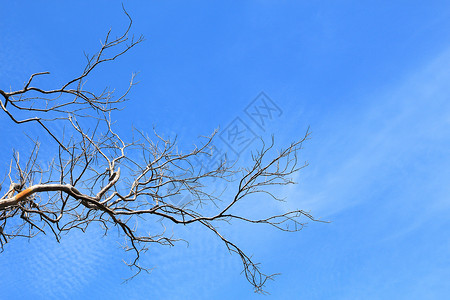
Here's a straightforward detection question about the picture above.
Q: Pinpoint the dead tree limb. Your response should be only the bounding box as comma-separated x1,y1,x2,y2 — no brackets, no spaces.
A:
0,9,323,293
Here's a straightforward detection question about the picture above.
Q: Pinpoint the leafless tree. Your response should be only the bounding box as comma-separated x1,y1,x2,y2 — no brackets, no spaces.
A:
0,9,322,293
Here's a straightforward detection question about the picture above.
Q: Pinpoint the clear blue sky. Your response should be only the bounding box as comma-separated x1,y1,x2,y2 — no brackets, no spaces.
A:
1,1,450,299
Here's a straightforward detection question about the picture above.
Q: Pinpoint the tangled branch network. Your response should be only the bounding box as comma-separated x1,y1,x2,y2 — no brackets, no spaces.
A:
0,9,323,293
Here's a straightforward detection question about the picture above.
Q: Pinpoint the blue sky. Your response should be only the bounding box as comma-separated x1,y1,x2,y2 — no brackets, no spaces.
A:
1,1,450,299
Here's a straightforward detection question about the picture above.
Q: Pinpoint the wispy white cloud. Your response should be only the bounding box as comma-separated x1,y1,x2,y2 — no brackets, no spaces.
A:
282,46,450,224
0,225,115,299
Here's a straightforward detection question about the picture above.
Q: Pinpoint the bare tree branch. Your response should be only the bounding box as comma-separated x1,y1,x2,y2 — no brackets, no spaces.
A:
0,10,324,293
